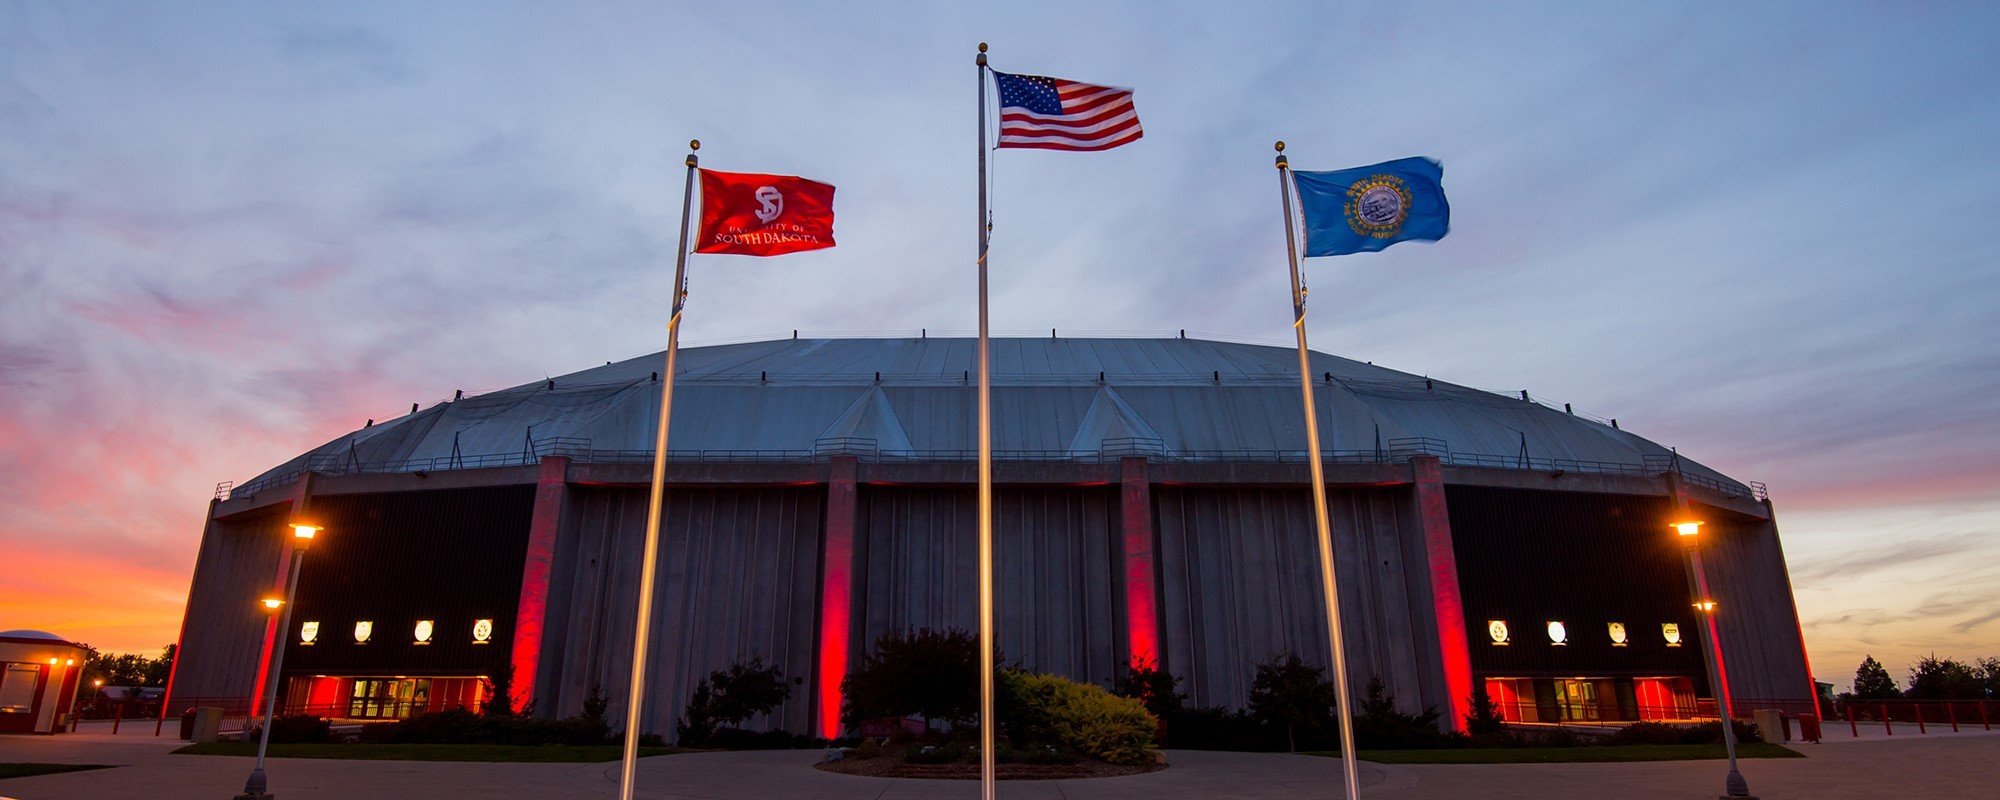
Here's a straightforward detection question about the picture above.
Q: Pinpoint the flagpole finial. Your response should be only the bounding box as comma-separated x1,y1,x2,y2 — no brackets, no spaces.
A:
686,139,700,167
690,139,700,151
1275,140,1285,152
977,42,987,65
1274,141,1288,169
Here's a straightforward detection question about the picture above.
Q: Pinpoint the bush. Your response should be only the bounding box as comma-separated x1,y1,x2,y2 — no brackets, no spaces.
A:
265,714,332,744
358,706,613,746
1607,719,1762,746
843,628,984,729
1114,657,1186,718
1351,677,1455,750
1249,652,1338,752
678,659,792,747
903,742,969,764
999,671,1158,765
1464,683,1506,737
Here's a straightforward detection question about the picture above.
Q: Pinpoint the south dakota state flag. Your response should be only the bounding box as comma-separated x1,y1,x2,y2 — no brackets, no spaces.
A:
1293,157,1449,257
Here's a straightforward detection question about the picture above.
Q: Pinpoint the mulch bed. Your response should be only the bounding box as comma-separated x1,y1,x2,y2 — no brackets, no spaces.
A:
815,755,1165,780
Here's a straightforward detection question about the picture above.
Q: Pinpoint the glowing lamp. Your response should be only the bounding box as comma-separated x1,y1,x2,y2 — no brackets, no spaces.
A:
1672,520,1703,537
262,597,285,611
66,658,75,666
94,679,103,687
48,658,58,665
1693,600,1718,613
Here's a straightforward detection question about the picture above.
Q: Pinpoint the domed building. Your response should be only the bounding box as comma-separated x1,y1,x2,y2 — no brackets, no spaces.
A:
167,336,1814,739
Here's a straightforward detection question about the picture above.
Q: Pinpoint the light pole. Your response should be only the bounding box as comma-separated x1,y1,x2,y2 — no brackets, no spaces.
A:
1673,518,1753,799
237,522,318,800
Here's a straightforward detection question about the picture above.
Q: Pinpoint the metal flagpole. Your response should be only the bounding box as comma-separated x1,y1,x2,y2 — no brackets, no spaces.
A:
617,139,701,800
974,42,998,800
1275,141,1362,799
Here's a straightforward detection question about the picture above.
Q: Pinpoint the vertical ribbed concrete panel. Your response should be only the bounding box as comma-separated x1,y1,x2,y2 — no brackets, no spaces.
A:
854,487,1122,687
1700,512,1815,707
543,487,823,741
168,513,291,701
1154,487,1441,713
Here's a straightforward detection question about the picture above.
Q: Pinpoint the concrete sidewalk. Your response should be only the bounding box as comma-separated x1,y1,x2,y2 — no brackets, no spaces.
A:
2,730,1995,799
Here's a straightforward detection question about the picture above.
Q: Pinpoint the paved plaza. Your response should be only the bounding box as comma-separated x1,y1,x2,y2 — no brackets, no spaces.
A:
1,725,1995,799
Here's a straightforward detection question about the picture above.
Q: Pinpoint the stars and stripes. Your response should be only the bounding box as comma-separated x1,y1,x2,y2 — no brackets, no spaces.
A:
992,71,1142,152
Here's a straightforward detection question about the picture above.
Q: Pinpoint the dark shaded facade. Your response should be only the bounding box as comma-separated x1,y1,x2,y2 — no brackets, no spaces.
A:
167,338,1817,740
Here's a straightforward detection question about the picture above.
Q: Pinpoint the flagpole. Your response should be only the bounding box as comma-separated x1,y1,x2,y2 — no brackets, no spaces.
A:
1276,141,1362,800
617,138,700,800
974,41,998,800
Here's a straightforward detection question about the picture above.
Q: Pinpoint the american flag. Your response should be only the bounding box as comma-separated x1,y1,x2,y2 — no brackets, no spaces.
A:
993,71,1142,152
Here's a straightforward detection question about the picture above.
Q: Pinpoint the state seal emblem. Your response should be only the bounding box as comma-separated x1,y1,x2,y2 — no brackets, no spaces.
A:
1344,174,1414,238
1487,619,1509,645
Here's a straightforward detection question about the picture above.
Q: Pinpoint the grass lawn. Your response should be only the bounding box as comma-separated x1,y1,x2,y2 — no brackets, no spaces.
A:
0,763,115,779
1307,743,1803,764
172,742,679,763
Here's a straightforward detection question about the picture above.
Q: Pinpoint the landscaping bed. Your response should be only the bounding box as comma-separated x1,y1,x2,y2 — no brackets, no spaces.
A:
0,763,114,779
814,746,1164,780
1336,742,1804,764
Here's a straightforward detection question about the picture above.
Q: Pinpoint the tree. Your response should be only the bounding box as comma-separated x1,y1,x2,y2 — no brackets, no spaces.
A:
1905,654,1982,700
1248,652,1338,753
1977,657,2000,699
1852,655,1900,700
1464,681,1506,737
1113,656,1186,718
841,628,983,729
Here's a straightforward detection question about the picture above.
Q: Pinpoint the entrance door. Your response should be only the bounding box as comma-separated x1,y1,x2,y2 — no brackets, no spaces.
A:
1555,679,1599,721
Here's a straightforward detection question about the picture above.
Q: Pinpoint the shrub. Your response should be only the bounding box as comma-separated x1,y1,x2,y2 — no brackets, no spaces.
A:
265,714,332,744
1000,671,1158,765
704,727,804,750
358,706,613,746
1464,682,1506,737
1113,657,1186,718
1351,677,1454,750
1606,719,1761,746
842,628,984,729
1249,652,1338,752
677,658,793,747
902,742,969,764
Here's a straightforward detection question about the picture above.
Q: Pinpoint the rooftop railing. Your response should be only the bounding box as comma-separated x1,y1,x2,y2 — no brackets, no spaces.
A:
219,435,1767,504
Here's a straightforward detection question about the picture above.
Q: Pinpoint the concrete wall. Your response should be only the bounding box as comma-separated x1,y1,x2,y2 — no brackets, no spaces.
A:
1154,486,1452,716
1699,506,1817,707
167,512,290,702
535,486,824,739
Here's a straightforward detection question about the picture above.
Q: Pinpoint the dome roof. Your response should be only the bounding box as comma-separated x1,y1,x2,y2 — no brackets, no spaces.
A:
239,336,1749,494
0,630,73,643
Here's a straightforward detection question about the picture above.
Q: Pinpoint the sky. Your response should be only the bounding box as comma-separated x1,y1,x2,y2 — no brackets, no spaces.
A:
2,1,1996,691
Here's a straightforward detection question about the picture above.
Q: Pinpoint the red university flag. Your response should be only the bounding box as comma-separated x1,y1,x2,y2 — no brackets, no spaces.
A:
695,169,836,256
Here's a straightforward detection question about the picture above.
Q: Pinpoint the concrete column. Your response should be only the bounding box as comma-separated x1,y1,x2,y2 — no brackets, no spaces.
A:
510,455,570,714
816,456,860,739
1411,456,1471,731
1119,457,1161,668
250,472,315,717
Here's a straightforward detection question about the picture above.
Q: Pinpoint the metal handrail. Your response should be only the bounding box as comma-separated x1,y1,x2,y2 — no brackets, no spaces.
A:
221,439,1768,501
